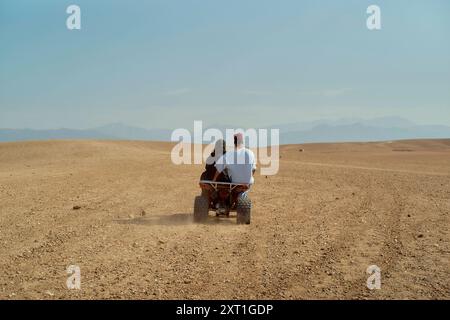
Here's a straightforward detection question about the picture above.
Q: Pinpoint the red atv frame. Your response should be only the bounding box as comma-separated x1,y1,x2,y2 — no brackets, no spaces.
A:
194,180,252,224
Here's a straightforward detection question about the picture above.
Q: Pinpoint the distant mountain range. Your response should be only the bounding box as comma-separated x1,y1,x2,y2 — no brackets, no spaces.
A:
1,117,450,144
273,117,450,144
0,124,173,143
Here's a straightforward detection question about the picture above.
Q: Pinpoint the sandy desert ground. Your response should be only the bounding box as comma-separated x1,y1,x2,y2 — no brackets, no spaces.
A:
0,139,449,299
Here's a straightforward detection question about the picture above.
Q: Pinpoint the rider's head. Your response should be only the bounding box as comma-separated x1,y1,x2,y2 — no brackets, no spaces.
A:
213,139,226,157
234,133,244,147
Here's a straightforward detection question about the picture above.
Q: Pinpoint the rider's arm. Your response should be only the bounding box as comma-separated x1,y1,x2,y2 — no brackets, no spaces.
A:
213,170,220,181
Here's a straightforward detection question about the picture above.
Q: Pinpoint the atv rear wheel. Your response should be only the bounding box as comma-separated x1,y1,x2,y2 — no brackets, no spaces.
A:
194,195,209,223
236,194,251,224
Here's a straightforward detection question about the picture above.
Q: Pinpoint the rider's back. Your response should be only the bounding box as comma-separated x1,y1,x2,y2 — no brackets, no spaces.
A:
216,148,256,184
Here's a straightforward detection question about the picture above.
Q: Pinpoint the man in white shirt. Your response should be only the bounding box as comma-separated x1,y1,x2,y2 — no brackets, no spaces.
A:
213,133,256,185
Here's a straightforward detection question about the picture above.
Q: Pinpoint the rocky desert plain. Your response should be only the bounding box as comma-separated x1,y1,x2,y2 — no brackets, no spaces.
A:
0,139,449,299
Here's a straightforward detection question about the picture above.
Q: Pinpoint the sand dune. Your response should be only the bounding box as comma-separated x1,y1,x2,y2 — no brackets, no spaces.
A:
0,139,449,299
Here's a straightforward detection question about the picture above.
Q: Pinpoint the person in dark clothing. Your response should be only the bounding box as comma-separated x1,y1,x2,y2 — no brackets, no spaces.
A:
200,139,229,182
199,139,230,211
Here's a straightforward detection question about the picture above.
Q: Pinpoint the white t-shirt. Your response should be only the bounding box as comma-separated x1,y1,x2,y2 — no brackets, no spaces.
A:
215,147,256,184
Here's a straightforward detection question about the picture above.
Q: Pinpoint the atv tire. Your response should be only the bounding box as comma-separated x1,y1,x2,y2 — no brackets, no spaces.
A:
194,195,209,223
236,194,251,224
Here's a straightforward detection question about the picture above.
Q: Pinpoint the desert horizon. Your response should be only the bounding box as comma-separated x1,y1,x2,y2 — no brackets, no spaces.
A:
2,116,450,145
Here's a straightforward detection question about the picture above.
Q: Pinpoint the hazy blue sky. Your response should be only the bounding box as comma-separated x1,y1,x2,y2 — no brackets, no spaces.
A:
1,0,449,129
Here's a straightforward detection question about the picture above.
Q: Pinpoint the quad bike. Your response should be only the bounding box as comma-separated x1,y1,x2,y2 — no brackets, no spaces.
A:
194,180,252,224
